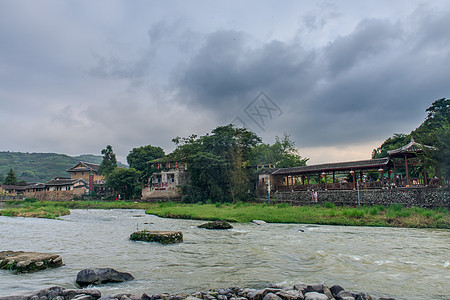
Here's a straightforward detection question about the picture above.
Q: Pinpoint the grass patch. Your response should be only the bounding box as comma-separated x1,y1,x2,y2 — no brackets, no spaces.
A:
1,200,448,229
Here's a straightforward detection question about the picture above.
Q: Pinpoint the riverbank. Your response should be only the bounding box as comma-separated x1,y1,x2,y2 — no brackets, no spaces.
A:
0,199,448,228
0,283,395,300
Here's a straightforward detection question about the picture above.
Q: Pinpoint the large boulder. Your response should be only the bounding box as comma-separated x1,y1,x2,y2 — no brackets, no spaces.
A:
198,220,233,230
0,250,63,273
130,230,183,244
76,268,134,287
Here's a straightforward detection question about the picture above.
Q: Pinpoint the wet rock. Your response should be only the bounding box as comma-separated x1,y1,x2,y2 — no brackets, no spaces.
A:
355,292,372,300
76,268,134,287
293,284,308,294
303,292,328,300
0,286,101,300
130,230,183,244
330,285,345,297
198,220,233,229
0,250,63,273
252,220,267,225
305,284,332,298
275,290,305,300
263,293,282,300
247,289,266,300
336,290,355,300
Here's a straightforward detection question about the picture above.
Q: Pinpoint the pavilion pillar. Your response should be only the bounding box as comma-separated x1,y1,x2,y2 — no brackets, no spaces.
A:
318,174,321,190
423,168,428,186
351,171,356,190
393,159,397,186
333,171,336,183
404,155,409,186
387,169,391,188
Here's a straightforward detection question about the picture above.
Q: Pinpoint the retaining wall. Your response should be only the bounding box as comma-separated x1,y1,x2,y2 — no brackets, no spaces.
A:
264,188,449,209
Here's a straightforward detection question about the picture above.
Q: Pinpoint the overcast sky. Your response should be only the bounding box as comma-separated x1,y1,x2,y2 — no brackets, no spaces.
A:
1,1,449,165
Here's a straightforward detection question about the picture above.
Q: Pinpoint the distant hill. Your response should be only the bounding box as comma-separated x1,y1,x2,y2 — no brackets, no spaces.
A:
0,152,127,183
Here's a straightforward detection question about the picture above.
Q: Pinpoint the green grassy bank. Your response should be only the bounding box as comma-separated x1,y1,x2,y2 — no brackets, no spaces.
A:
1,199,449,228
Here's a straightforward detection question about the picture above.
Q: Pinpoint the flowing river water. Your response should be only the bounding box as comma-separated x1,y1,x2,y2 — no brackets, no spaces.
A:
0,209,449,299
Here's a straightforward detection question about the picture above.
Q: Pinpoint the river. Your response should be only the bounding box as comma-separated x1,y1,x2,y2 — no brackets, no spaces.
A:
0,209,449,299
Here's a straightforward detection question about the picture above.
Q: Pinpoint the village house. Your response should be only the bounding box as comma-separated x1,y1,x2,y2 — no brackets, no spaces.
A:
141,159,188,201
66,161,104,185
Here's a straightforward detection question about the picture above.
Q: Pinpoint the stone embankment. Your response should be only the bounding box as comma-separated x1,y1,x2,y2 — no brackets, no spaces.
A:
0,251,63,273
130,230,183,244
0,283,396,300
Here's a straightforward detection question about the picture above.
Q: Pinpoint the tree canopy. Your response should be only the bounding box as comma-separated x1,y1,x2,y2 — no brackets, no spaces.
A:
127,145,165,181
372,98,449,178
172,124,308,203
3,168,17,185
250,134,308,168
105,168,142,200
98,145,117,175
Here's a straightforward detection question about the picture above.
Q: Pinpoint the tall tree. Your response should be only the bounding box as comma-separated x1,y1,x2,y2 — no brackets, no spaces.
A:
172,124,261,202
105,168,142,200
250,134,308,168
127,145,165,181
98,145,117,175
4,168,17,185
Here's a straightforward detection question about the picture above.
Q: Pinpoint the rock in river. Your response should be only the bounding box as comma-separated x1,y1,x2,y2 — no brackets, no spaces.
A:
0,250,63,273
130,230,183,244
76,268,134,287
198,220,233,230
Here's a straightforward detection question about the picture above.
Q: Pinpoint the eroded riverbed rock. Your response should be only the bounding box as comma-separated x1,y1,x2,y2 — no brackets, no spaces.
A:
198,220,233,230
0,286,101,300
0,250,63,273
0,283,388,300
129,230,183,244
76,268,134,287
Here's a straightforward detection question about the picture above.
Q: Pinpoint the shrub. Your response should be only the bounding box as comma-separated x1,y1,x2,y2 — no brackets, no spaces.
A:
323,202,335,209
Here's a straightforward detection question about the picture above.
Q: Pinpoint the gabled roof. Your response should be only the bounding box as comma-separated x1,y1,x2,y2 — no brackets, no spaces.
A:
45,177,87,186
387,137,436,156
271,158,391,175
66,161,99,173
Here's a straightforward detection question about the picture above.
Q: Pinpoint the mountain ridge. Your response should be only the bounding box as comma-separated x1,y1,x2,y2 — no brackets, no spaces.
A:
0,151,127,183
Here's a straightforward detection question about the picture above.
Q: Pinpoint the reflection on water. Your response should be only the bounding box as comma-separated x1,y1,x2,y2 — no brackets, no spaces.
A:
0,209,449,300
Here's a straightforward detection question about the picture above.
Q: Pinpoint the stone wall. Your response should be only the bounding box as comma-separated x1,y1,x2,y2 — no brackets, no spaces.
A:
264,188,449,209
141,186,182,202
25,190,75,201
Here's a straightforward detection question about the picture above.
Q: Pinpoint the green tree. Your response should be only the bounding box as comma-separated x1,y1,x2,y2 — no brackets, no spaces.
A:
173,124,261,203
127,145,165,181
98,145,117,175
372,133,410,159
105,168,142,200
250,134,308,168
4,168,17,185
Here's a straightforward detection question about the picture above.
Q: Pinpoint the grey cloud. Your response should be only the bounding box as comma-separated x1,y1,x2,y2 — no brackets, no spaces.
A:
172,9,450,147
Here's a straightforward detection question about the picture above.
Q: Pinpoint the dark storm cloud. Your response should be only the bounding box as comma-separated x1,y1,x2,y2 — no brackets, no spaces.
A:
173,10,450,147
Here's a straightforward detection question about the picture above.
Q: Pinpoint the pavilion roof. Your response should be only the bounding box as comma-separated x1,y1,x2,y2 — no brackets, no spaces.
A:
271,158,391,176
387,137,436,156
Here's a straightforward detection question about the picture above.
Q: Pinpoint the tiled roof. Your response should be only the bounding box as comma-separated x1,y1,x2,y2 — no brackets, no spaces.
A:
45,178,87,186
66,161,99,173
387,137,436,156
271,158,391,175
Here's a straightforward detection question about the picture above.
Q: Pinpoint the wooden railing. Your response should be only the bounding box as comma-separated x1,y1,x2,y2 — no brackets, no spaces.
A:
275,177,445,191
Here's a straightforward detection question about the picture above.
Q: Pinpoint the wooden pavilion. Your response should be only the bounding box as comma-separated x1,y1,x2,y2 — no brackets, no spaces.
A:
264,138,442,192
